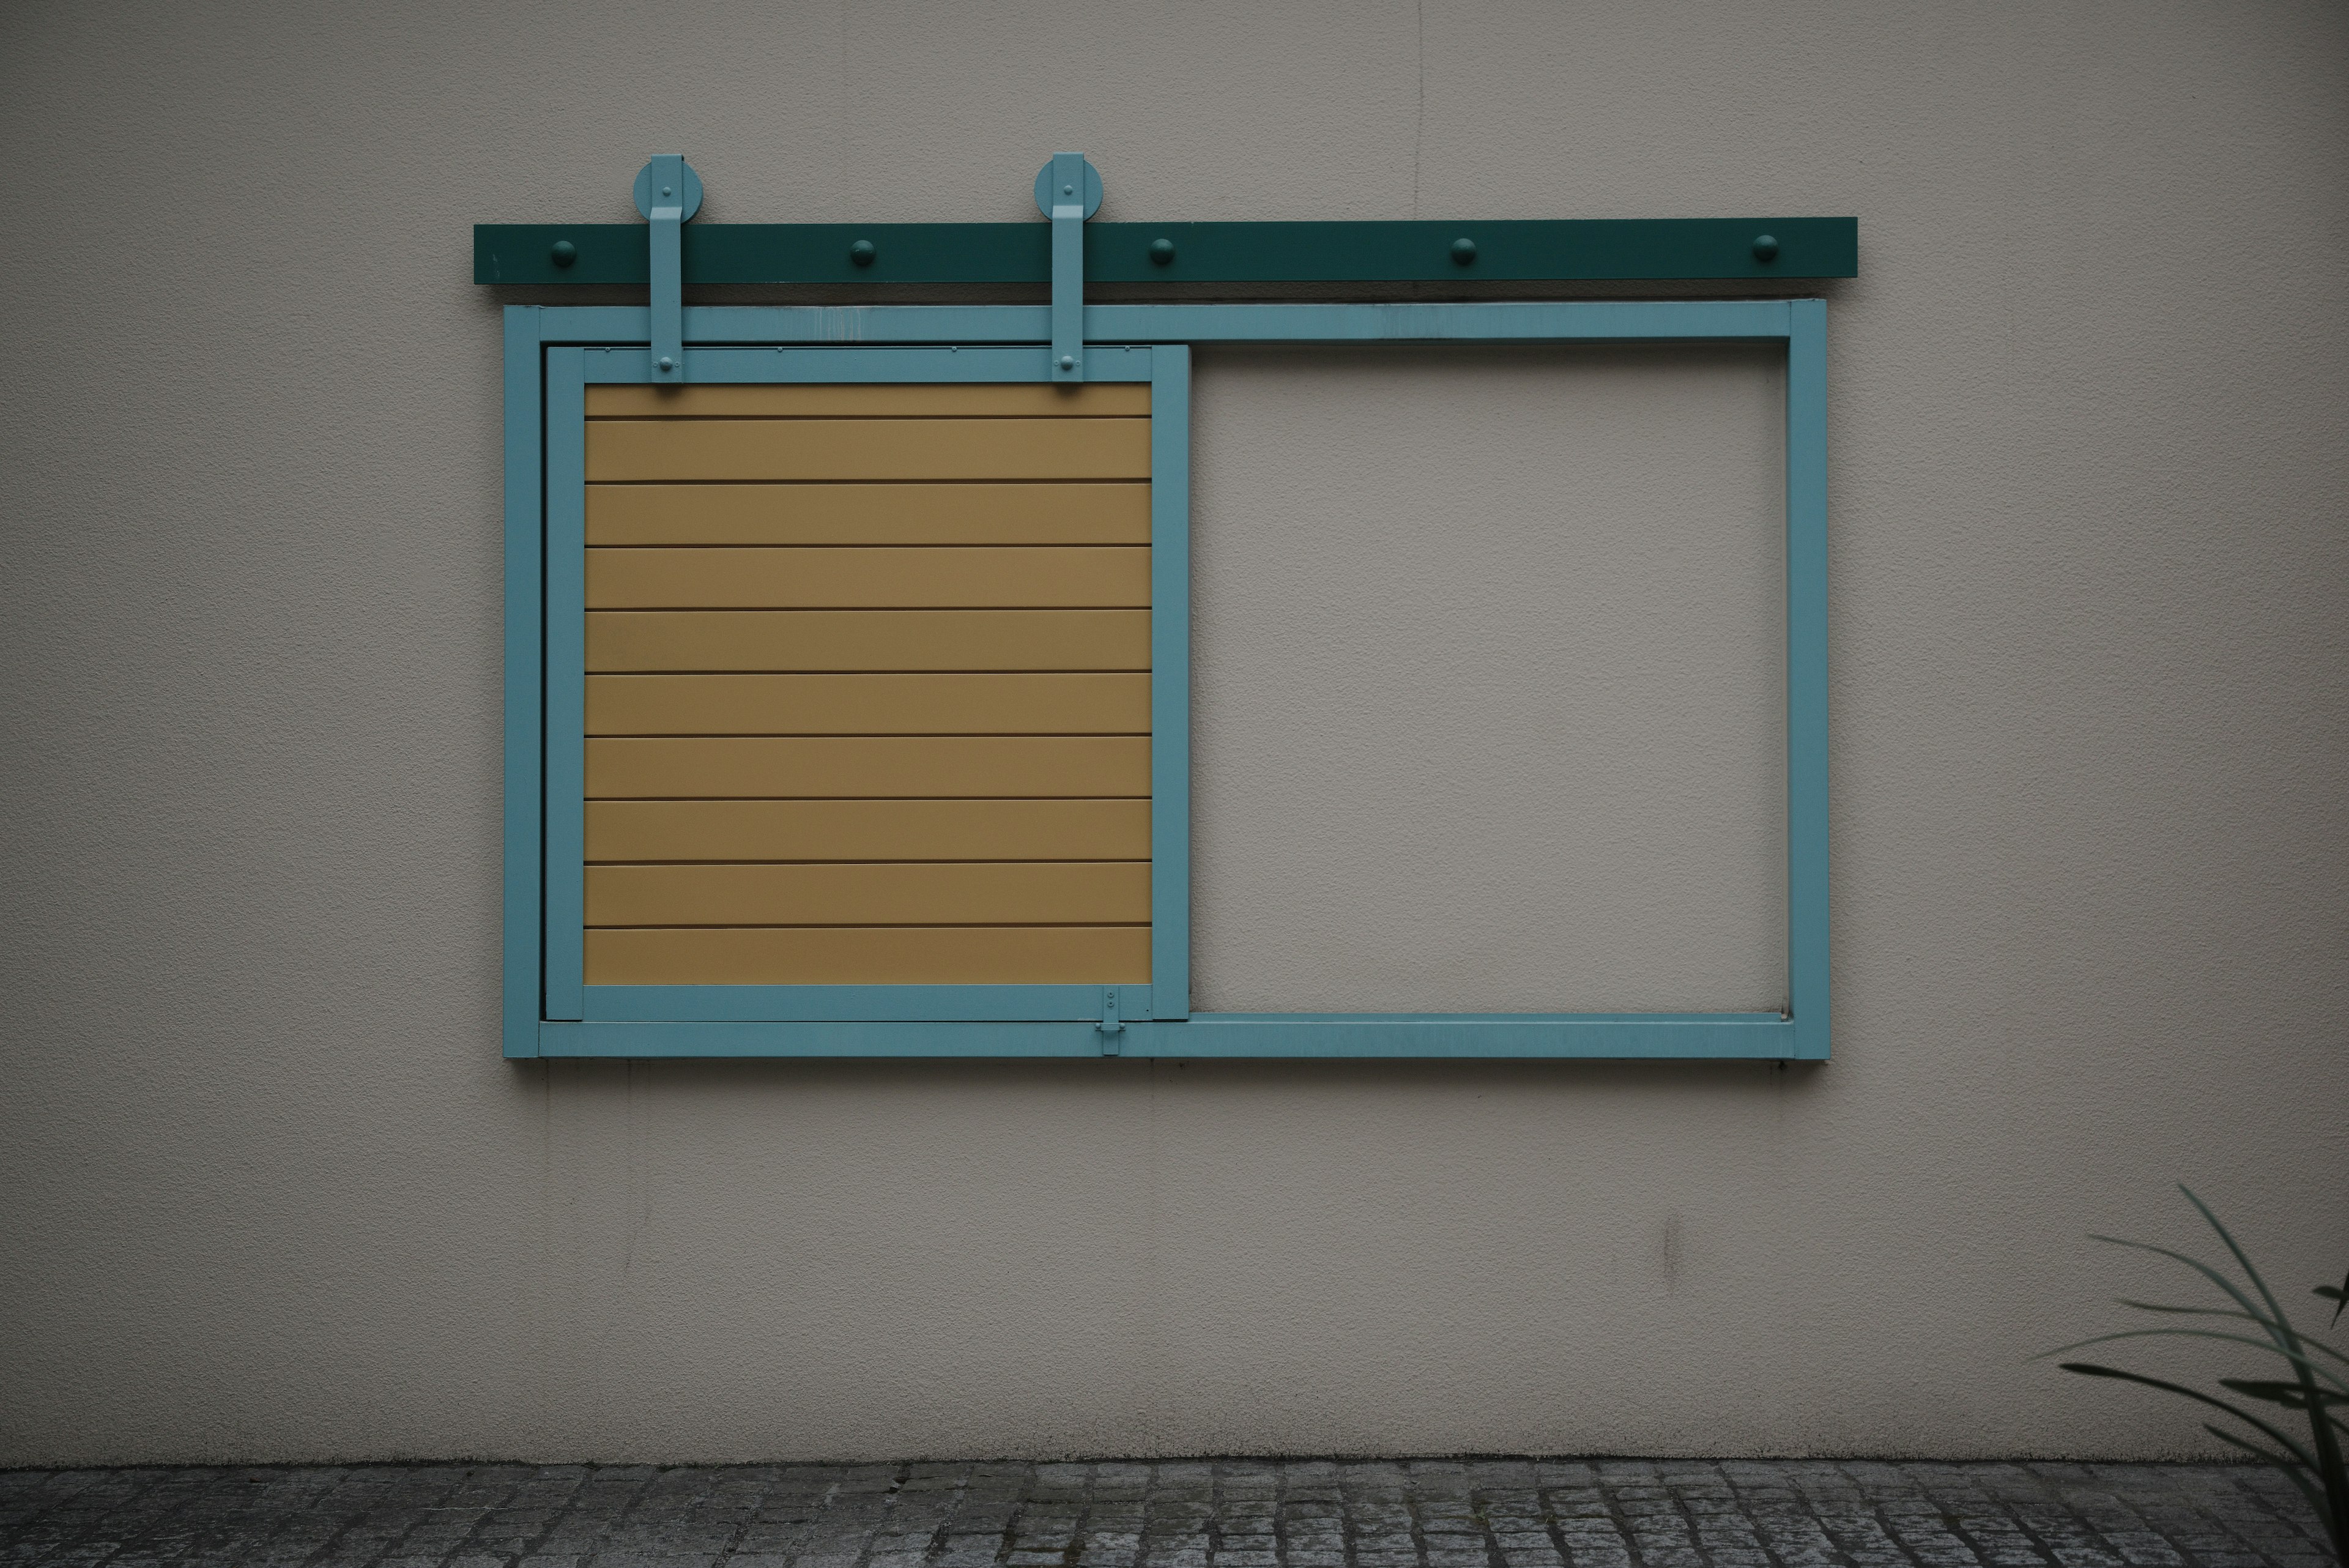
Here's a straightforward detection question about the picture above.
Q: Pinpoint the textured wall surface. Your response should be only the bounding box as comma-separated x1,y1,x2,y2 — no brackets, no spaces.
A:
1193,346,1786,1015
2,1,2346,1465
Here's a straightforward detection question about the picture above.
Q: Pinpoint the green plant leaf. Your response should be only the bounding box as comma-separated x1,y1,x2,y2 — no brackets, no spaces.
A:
2058,1363,2321,1474
2175,1189,2303,1362
2220,1380,2349,1430
2039,1329,2349,1393
2115,1302,2349,1372
2090,1233,2282,1345
2223,1378,2349,1406
2322,1279,2348,1330
2177,1187,2349,1560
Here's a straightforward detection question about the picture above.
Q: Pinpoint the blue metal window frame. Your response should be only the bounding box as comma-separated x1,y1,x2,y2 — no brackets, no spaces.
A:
505,300,1828,1060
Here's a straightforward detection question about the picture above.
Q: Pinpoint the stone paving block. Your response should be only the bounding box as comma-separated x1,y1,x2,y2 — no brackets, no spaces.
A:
1501,1545,1566,1568
1426,1550,1491,1568
1283,1538,1348,1561
798,1550,870,1568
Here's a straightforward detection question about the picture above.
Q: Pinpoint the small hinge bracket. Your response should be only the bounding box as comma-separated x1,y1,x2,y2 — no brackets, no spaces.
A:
1097,985,1124,1053
1035,152,1101,384
633,155,703,383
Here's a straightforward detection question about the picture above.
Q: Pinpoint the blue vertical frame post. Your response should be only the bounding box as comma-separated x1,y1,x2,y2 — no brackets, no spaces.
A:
1784,299,1830,1060
543,349,588,1019
500,307,546,1057
1148,346,1192,1019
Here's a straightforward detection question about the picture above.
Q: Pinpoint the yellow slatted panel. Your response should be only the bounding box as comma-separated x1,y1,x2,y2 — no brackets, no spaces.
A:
586,862,1148,927
586,483,1152,546
586,736,1151,799
585,798,1151,863
574,381,1156,989
587,384,1148,418
587,926,1151,986
586,418,1150,481
587,609,1150,672
586,546,1149,609
587,674,1150,735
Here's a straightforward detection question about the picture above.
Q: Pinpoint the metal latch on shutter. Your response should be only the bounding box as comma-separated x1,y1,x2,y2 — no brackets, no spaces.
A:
634,155,703,383
1034,152,1102,384
1097,986,1124,1053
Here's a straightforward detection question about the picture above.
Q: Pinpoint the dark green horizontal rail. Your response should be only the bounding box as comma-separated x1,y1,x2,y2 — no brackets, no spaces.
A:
474,217,1856,286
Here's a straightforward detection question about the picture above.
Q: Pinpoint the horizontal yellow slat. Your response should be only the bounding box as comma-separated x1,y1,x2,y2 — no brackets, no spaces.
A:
585,925,1150,985
586,418,1150,481
587,609,1151,671
586,736,1151,798
585,483,1151,546
585,861,1149,927
587,799,1152,863
586,674,1151,735
586,384,1149,418
585,547,1149,609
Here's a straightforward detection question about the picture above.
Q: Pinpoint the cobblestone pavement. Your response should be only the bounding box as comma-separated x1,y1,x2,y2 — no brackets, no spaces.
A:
0,1460,2331,1568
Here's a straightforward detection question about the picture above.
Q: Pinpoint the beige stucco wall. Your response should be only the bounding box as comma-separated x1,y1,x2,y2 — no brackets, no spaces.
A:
3,0,2347,1465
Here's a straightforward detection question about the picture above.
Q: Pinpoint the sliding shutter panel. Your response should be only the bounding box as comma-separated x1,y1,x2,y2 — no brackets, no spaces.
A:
577,381,1154,988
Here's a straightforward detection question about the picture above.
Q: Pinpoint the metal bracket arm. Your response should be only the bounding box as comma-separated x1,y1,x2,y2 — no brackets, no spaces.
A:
1036,152,1101,384
633,155,703,382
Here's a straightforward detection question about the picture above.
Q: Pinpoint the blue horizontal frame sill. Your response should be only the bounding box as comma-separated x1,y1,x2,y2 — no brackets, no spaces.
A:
537,1014,1806,1061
